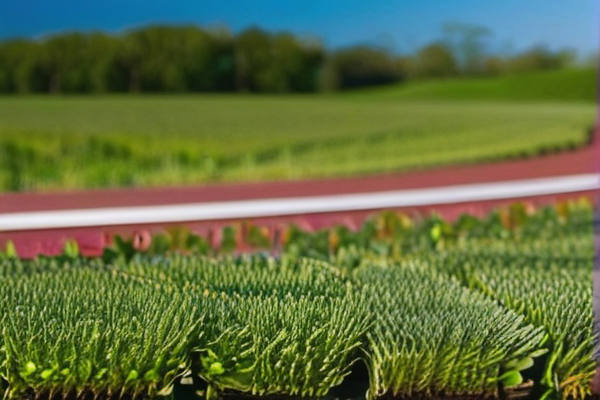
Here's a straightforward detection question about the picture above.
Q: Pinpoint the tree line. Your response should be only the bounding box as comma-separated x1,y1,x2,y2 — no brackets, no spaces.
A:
0,24,583,94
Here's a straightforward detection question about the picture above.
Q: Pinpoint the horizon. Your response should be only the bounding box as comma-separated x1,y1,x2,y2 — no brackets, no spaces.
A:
0,0,597,56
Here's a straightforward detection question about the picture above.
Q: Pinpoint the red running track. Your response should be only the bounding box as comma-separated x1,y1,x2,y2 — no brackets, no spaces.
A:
2,140,599,213
1,136,598,258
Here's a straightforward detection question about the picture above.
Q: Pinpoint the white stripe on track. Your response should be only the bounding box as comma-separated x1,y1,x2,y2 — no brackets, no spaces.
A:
1,174,598,231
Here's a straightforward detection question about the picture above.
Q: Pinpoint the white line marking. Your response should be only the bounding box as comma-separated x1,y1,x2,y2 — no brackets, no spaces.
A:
1,174,598,231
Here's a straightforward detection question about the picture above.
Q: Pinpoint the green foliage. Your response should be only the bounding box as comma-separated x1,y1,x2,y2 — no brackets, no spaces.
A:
121,255,351,298
355,264,546,399
0,24,583,94
124,255,373,398
0,26,323,94
0,201,594,399
4,241,17,259
479,268,593,400
286,200,593,271
321,46,404,90
426,233,594,400
94,199,593,273
410,42,458,79
0,97,593,192
504,46,577,75
0,257,88,277
62,239,80,258
235,28,323,92
196,293,370,398
0,268,201,399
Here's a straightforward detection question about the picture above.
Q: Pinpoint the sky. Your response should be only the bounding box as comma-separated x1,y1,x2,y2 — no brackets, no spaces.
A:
0,0,598,56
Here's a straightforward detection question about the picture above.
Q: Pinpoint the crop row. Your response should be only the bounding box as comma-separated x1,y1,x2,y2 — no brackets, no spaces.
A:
0,247,593,400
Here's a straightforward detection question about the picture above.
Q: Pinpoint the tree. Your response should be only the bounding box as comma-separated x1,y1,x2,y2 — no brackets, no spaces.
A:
271,33,324,92
86,32,120,93
482,56,506,76
322,46,403,90
506,46,576,73
0,39,43,93
115,29,146,92
235,27,279,92
411,43,458,79
178,26,234,92
234,28,324,93
37,32,92,93
125,26,187,92
442,22,491,76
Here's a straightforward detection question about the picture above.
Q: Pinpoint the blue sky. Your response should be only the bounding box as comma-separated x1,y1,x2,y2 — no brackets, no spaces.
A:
0,0,597,55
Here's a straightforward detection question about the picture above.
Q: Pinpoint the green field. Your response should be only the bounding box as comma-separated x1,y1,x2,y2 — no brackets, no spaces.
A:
352,68,596,102
0,69,595,192
0,200,593,399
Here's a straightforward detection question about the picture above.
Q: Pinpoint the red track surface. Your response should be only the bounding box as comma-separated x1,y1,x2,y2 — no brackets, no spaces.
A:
1,136,598,258
2,141,598,214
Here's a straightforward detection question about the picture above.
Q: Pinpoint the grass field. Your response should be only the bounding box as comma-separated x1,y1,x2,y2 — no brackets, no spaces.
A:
0,69,595,192
352,68,596,102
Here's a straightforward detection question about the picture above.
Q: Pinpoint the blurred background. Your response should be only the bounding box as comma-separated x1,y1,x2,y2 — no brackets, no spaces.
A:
0,0,597,192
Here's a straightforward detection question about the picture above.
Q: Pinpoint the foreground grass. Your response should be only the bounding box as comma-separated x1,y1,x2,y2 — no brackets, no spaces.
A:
0,200,594,399
0,257,556,400
0,94,594,192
